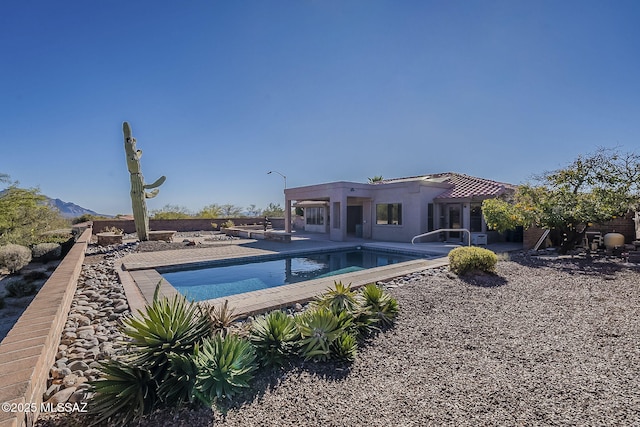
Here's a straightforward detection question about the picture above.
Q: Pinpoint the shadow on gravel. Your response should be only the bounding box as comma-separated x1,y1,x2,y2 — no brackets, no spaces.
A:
458,272,508,288
214,359,352,418
506,252,634,276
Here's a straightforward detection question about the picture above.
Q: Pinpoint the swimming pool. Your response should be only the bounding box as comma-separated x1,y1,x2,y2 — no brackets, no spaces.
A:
161,248,428,301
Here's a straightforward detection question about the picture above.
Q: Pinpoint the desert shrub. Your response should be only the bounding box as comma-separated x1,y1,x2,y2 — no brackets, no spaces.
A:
221,219,235,228
72,213,111,224
250,310,299,368
100,226,123,235
150,204,193,220
0,244,32,273
31,242,62,261
0,186,69,247
448,246,498,275
32,233,73,245
6,280,37,297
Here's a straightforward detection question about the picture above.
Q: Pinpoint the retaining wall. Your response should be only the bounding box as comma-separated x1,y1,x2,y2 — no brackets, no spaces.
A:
92,217,285,234
0,229,91,427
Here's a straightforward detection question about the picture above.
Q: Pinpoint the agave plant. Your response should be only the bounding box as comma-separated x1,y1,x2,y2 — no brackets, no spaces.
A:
315,281,357,314
157,351,200,405
358,283,399,327
201,299,239,337
331,332,358,362
250,310,299,368
194,334,258,405
295,307,344,362
121,287,211,382
349,304,380,338
88,359,157,425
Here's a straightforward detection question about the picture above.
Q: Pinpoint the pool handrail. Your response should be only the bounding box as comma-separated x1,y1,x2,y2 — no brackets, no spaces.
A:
411,228,471,246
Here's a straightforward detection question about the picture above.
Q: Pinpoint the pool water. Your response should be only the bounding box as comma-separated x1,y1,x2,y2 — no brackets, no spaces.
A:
161,248,425,301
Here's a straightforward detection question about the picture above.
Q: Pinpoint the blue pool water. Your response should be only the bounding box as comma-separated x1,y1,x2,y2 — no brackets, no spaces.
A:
161,248,426,301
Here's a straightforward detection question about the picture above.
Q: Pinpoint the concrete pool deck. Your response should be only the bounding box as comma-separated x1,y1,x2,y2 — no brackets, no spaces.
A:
119,232,522,316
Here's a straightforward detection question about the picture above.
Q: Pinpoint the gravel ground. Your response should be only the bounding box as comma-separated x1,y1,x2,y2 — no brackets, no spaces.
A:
39,251,640,426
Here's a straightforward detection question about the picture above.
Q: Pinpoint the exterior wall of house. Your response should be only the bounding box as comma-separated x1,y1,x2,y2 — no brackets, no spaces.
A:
368,182,445,242
284,179,502,243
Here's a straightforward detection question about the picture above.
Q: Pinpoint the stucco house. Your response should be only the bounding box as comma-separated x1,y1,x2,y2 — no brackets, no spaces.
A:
282,172,516,243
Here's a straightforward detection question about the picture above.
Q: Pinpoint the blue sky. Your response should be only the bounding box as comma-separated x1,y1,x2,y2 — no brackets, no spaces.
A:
2,0,639,216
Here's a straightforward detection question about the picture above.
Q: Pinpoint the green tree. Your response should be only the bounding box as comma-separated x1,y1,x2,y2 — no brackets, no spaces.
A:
262,203,284,217
150,204,193,220
0,185,67,246
368,175,384,183
246,204,262,217
220,204,244,217
482,148,640,253
196,204,224,219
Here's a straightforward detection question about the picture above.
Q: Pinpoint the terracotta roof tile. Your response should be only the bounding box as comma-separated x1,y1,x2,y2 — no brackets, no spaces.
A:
384,172,514,199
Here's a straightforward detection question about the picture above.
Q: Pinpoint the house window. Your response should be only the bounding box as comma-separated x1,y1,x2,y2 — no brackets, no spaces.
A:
376,203,402,225
305,207,324,225
470,204,482,232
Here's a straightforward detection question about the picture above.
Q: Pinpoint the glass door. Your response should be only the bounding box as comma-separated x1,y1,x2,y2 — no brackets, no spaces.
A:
447,204,462,241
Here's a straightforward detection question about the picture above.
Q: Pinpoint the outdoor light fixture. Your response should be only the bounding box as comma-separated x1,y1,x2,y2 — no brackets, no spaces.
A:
267,170,287,188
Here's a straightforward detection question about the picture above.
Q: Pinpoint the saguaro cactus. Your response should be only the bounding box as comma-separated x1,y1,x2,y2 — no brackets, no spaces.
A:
122,122,166,241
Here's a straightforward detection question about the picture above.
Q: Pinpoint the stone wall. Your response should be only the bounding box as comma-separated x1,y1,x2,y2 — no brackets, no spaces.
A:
0,229,90,427
92,217,285,234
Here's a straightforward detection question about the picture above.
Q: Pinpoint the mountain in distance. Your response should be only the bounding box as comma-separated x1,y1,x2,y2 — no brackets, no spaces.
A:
46,197,113,219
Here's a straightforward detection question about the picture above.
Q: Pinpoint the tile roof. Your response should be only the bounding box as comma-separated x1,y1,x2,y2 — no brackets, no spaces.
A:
384,172,515,199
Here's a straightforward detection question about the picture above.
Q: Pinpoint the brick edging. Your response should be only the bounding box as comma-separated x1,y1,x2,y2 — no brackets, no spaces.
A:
0,228,91,427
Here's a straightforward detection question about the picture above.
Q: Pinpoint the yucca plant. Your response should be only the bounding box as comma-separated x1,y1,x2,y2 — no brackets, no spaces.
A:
88,359,157,425
295,307,344,362
331,332,358,362
201,299,239,337
358,283,399,327
315,281,357,314
121,286,211,382
250,310,299,368
194,334,258,405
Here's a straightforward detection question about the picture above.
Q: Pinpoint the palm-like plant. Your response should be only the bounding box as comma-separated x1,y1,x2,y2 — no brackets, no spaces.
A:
250,310,299,368
88,359,157,425
295,308,344,362
121,289,211,382
315,281,357,314
201,299,239,337
194,334,258,405
358,283,399,327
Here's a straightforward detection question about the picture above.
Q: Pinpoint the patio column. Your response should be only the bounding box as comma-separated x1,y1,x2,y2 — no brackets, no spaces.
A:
284,197,292,233
329,194,348,241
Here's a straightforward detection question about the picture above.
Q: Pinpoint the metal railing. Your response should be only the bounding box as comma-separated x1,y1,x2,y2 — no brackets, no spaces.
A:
411,228,471,246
